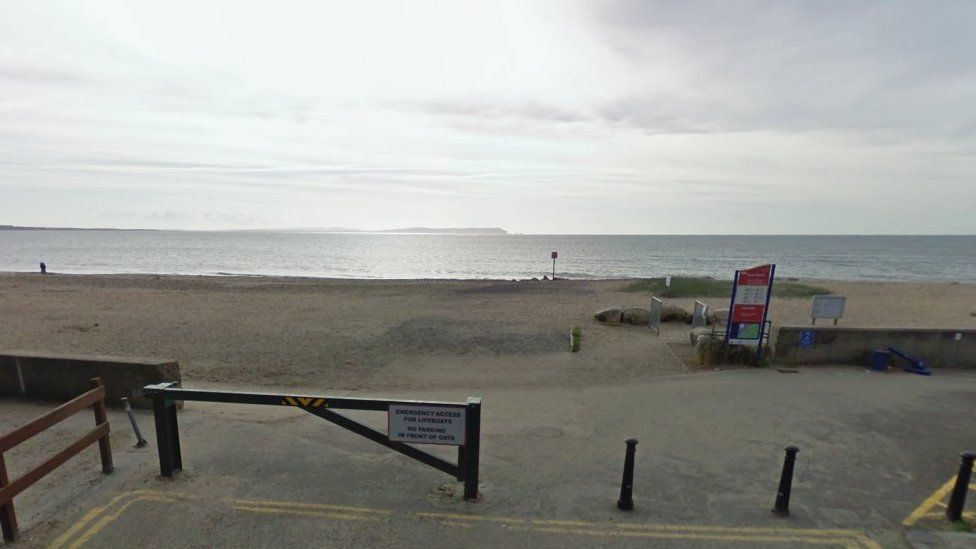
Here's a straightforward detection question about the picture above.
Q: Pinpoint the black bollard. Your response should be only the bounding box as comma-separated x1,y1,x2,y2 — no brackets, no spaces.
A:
617,438,638,511
946,452,975,522
772,446,799,516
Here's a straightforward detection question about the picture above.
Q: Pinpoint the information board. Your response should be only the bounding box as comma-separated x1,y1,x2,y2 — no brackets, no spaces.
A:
388,404,467,446
811,295,845,324
725,264,775,350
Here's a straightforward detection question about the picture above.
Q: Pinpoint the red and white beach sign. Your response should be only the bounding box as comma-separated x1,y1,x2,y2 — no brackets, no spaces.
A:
726,264,775,347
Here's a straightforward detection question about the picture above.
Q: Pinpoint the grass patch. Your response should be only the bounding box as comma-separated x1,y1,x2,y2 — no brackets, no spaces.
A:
621,276,829,299
950,519,973,532
695,334,769,367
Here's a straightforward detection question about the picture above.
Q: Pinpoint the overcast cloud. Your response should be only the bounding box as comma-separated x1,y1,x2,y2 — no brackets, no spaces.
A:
1,0,973,233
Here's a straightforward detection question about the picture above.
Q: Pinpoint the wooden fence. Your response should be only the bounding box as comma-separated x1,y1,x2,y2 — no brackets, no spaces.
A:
0,378,113,542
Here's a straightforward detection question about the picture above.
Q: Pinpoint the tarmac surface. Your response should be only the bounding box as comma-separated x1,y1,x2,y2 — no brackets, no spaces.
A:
3,366,975,548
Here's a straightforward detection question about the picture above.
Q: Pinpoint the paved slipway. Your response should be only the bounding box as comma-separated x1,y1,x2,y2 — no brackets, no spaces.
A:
3,366,975,548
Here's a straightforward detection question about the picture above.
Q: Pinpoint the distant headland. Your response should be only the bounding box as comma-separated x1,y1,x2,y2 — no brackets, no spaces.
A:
0,225,508,235
301,227,508,235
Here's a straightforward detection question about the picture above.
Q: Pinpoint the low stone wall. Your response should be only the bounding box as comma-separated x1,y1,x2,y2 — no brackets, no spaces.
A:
0,351,181,408
774,326,976,368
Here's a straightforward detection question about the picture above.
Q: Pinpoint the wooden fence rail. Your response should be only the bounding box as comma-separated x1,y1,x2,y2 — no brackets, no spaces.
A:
0,377,113,543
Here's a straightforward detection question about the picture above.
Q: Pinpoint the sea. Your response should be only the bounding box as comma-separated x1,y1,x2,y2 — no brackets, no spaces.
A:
0,231,974,282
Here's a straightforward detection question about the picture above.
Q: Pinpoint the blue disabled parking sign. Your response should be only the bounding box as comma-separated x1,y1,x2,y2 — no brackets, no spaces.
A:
799,330,816,347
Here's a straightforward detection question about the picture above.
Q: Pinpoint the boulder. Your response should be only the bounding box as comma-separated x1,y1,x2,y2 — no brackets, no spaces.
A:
661,304,693,323
594,307,623,323
622,307,650,326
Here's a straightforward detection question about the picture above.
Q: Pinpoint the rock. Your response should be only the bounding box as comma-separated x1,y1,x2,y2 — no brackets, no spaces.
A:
622,307,650,326
594,307,623,323
542,275,550,280
661,304,692,323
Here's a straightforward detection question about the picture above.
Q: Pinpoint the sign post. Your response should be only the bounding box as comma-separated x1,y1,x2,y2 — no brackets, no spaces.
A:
723,264,776,360
551,251,558,279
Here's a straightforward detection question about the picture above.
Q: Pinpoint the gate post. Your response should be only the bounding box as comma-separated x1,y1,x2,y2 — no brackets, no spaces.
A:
0,453,17,542
149,383,182,477
462,397,482,501
89,378,114,474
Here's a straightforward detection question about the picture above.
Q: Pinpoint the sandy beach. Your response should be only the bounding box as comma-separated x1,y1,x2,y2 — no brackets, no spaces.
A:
2,273,974,393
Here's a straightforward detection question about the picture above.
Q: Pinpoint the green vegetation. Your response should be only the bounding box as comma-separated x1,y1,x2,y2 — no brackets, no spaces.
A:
621,276,829,299
570,326,582,353
695,334,769,367
950,519,973,532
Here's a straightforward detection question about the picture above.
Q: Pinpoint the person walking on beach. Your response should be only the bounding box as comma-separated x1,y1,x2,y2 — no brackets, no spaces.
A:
40,261,46,274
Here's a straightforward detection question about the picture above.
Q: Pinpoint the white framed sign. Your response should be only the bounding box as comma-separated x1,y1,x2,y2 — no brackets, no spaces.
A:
649,297,662,335
388,404,466,446
811,295,845,324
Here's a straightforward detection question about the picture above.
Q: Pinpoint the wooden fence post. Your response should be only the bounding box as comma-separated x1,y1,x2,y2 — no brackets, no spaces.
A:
89,378,114,474
0,452,17,542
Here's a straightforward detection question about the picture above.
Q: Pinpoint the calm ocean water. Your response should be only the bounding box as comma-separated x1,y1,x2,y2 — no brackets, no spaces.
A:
0,231,974,282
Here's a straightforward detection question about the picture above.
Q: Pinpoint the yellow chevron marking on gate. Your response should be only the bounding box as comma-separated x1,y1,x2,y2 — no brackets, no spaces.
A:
280,396,326,407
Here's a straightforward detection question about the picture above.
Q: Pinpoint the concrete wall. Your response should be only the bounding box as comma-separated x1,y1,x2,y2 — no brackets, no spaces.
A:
774,326,976,368
0,351,181,408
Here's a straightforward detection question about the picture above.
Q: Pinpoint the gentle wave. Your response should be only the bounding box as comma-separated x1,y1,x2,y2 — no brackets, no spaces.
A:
1,231,974,282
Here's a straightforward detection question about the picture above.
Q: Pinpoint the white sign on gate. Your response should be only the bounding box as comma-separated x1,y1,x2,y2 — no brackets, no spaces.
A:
388,404,467,446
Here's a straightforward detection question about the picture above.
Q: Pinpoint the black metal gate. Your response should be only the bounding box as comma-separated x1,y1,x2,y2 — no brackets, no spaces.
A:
141,383,482,500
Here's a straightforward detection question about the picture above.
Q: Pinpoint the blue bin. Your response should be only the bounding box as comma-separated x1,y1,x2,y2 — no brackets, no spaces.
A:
871,349,891,372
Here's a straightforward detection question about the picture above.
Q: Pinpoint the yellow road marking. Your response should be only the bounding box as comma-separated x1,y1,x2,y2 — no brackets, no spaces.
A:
616,523,864,536
65,496,177,549
529,519,594,527
225,497,390,515
48,492,136,549
508,525,860,547
415,511,523,524
903,476,957,526
902,465,976,527
51,489,879,548
435,520,474,529
231,505,379,522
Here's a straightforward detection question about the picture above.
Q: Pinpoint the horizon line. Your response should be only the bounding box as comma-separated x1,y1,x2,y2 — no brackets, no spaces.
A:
1,225,974,237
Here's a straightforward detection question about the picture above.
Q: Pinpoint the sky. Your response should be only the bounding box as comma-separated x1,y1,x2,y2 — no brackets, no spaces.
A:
1,0,974,234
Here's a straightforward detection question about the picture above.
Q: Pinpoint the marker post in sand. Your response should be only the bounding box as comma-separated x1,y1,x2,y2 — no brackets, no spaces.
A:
551,251,558,279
